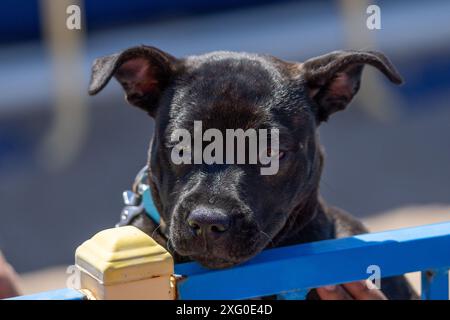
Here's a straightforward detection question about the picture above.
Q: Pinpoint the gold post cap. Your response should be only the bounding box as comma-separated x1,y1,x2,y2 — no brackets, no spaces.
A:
75,226,173,285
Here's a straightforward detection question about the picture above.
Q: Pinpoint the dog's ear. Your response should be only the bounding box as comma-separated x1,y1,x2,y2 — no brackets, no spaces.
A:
88,46,177,116
300,50,403,122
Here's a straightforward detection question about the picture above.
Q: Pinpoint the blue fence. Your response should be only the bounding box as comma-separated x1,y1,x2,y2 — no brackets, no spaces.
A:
8,221,450,300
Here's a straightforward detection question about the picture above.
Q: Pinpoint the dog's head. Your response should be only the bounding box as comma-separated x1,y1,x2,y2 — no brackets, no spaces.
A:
89,46,402,268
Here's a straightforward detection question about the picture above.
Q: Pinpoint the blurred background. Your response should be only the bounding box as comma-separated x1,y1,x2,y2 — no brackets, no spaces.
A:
0,0,449,293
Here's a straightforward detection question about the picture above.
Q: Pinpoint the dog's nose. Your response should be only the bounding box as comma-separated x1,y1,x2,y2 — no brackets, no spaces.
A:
187,208,230,237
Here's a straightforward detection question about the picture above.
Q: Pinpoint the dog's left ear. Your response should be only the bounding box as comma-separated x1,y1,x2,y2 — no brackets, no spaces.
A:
88,45,178,117
300,50,403,122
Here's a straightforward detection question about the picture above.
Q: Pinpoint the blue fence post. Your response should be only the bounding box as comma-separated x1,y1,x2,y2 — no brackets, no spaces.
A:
7,288,86,300
421,268,449,300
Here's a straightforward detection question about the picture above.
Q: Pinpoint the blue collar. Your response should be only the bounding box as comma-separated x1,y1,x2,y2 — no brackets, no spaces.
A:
134,166,161,225
141,186,161,225
117,166,162,228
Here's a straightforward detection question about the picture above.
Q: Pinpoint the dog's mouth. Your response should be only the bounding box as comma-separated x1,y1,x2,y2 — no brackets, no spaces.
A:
187,246,264,269
190,255,242,269
169,230,271,269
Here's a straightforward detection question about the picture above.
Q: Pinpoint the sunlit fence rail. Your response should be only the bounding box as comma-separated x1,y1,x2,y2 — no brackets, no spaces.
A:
8,221,450,300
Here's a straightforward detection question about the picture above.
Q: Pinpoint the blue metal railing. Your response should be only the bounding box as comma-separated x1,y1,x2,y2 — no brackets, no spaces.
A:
8,221,450,300
9,288,86,300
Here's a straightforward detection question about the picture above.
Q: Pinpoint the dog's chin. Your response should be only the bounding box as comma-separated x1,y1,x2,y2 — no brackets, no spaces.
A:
170,231,272,269
187,242,268,269
191,250,269,269
172,243,266,269
191,255,242,269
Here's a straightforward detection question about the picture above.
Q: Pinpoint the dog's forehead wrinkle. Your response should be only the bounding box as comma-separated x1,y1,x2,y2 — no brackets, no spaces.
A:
163,51,306,135
185,51,281,74
184,51,285,92
168,70,286,132
180,52,305,117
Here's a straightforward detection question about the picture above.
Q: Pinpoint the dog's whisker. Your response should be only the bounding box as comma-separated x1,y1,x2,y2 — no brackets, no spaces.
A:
258,230,275,248
151,224,162,239
166,238,176,254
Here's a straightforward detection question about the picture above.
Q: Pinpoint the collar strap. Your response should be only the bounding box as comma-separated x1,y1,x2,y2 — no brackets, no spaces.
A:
141,186,161,224
117,166,162,227
133,165,161,225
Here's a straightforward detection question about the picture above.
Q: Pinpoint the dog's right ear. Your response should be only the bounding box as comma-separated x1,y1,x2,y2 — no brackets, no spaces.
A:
88,46,177,117
300,50,403,123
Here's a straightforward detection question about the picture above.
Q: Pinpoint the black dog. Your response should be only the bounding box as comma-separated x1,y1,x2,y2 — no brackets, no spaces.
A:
89,46,417,299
